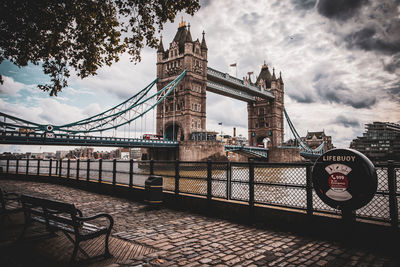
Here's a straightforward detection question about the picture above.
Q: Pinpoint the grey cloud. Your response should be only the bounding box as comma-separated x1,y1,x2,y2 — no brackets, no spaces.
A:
288,91,316,104
314,0,400,75
317,0,368,21
345,27,400,54
240,12,262,26
387,82,400,102
200,0,211,8
384,55,400,73
313,72,377,109
334,115,360,128
39,113,54,124
283,34,305,47
292,0,317,10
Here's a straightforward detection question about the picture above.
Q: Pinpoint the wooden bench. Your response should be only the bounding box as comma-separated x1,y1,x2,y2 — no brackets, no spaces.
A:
0,188,22,224
20,194,114,263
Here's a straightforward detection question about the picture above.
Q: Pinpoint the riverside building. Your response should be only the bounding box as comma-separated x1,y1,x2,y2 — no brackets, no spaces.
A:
350,122,400,163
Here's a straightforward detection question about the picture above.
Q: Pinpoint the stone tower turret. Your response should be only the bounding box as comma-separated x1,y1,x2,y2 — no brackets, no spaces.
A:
156,19,208,141
248,63,284,148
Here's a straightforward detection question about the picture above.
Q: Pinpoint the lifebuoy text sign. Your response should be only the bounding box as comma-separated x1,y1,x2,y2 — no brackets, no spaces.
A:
312,149,377,210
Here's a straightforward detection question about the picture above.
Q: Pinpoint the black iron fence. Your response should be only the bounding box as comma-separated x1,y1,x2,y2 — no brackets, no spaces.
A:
1,158,399,228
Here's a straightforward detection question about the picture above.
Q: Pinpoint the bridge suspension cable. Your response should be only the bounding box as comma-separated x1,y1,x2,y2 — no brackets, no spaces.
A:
0,70,187,136
283,108,325,156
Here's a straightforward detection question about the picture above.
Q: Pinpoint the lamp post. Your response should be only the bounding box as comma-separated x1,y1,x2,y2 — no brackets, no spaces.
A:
218,122,222,142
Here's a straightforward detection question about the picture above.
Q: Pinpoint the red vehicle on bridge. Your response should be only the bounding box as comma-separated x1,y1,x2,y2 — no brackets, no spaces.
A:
142,134,164,140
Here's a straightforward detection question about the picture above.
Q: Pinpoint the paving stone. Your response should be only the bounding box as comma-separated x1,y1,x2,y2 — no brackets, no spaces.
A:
316,259,328,266
222,255,236,261
199,258,212,264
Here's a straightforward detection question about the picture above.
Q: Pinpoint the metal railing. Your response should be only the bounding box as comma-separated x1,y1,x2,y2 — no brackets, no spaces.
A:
1,158,398,228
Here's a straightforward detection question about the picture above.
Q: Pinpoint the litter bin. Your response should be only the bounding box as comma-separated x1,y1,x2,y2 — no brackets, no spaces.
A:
144,175,163,205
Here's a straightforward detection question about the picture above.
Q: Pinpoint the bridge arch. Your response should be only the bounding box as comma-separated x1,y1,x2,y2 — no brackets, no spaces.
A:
163,122,184,141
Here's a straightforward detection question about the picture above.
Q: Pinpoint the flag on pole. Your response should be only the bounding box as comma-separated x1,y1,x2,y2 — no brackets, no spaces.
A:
230,63,237,67
247,71,254,75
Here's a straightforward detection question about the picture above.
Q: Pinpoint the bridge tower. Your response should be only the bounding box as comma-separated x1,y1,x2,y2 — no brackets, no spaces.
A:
156,19,208,141
248,64,284,148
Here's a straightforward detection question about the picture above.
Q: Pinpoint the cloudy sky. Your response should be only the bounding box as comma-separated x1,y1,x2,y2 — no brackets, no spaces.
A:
1,0,399,153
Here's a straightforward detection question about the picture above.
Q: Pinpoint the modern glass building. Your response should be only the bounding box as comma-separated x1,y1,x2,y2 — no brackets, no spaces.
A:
350,122,400,163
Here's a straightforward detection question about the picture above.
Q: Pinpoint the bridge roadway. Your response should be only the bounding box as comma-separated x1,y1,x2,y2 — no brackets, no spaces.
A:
0,131,179,148
207,67,274,102
0,179,397,266
1,131,271,159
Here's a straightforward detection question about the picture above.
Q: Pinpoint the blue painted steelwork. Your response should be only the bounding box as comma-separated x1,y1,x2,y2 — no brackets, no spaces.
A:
0,70,186,135
283,108,325,158
0,131,179,148
225,145,268,159
206,67,274,101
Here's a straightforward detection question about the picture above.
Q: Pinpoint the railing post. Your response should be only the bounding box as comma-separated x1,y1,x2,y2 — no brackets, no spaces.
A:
249,159,255,221
59,159,62,177
112,159,117,186
67,158,70,179
175,160,180,196
129,159,133,188
26,158,29,176
387,160,398,229
76,159,80,181
37,159,41,176
207,160,212,203
55,160,58,176
49,159,52,177
98,159,102,183
306,161,313,216
226,162,231,200
150,159,154,175
6,159,9,174
86,159,90,182
16,159,19,174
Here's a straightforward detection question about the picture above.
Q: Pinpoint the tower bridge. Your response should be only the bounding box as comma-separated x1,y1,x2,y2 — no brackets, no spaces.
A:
154,19,287,161
0,19,324,162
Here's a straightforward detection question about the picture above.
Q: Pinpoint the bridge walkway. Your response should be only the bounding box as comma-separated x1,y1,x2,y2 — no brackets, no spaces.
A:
0,179,398,266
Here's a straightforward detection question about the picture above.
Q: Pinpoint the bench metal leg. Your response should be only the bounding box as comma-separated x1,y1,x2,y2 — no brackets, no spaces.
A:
63,232,89,259
18,213,31,241
104,233,112,258
70,241,80,264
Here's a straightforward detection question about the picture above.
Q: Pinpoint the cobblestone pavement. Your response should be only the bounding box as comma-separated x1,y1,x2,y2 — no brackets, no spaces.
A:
1,179,399,267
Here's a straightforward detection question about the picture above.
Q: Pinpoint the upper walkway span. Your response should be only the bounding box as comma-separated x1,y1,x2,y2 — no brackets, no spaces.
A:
207,67,274,102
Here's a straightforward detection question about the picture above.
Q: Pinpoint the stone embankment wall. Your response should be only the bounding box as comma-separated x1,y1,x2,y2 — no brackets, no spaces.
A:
268,147,304,162
179,141,226,161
